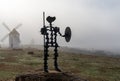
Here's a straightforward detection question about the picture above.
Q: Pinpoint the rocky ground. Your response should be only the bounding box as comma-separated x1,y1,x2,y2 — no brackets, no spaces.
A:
15,70,87,81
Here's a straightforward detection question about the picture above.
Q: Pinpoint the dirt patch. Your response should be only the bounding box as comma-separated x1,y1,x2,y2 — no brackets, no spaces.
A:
0,57,17,62
15,71,87,81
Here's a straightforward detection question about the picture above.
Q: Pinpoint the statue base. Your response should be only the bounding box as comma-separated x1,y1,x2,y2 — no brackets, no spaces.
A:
15,70,87,81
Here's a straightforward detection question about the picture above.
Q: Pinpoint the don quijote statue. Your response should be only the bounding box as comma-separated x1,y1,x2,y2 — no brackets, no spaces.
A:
41,12,72,72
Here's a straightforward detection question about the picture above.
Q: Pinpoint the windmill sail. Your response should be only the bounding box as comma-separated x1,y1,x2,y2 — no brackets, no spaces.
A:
2,23,11,31
1,22,21,49
1,33,9,42
15,24,22,30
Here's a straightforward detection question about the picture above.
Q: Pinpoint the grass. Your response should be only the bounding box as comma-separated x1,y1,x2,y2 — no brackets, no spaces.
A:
0,71,18,80
59,52,120,81
0,48,120,81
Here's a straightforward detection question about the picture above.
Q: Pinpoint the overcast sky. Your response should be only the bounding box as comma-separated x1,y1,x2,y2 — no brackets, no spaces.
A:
0,0,120,51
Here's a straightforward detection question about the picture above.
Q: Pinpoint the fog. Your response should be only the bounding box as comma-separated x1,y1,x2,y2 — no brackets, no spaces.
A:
0,0,120,52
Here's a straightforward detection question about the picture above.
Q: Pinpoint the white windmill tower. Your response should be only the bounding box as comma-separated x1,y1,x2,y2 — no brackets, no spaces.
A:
1,23,22,49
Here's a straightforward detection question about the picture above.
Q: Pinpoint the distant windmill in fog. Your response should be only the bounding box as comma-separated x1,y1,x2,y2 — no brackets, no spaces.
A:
1,23,22,49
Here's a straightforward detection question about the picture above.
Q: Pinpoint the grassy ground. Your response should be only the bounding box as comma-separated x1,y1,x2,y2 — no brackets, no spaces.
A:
0,48,120,81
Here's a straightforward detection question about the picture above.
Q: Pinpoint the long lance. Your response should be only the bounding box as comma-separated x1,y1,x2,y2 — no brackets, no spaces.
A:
43,12,46,47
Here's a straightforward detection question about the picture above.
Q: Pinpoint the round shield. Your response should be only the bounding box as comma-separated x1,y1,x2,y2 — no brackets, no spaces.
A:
64,27,71,42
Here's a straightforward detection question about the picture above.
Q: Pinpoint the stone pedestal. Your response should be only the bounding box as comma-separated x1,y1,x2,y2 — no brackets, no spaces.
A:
15,71,87,81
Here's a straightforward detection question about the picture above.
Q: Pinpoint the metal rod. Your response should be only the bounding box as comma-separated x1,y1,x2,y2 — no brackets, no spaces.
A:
43,12,45,46
43,12,49,72
43,12,45,28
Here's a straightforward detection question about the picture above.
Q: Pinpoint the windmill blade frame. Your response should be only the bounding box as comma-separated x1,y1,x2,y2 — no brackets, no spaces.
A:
15,24,22,30
2,23,11,32
1,33,9,42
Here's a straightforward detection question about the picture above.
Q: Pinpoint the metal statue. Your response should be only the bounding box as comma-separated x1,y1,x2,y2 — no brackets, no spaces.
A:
41,12,71,72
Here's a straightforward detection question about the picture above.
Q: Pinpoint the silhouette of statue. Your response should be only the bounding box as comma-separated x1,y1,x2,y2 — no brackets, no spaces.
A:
41,12,71,72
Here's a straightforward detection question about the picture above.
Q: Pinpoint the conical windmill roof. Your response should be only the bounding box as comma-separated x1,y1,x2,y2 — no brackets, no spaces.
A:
9,29,20,35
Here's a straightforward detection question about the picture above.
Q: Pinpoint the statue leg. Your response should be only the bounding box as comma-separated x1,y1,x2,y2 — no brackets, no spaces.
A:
54,45,61,72
44,46,49,72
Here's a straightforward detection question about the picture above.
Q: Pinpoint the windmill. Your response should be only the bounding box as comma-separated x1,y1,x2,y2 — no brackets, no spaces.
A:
1,23,22,49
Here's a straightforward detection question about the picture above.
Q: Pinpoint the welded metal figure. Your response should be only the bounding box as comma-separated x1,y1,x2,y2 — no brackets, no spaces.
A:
41,12,71,72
